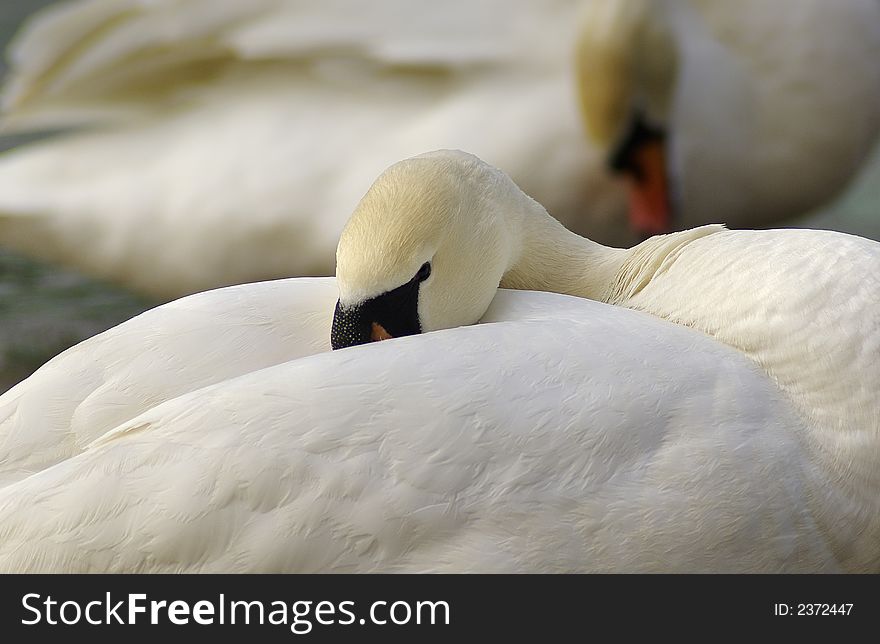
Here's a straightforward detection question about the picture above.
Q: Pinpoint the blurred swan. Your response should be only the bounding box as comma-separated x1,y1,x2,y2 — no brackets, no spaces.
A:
576,0,880,235
0,150,877,572
0,0,626,299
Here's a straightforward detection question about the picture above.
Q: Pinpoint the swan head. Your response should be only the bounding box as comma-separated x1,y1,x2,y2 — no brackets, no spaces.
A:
331,150,523,350
575,0,675,236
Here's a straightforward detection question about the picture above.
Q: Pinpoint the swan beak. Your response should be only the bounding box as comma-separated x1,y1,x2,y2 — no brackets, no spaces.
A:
330,290,420,350
608,111,672,237
625,139,671,237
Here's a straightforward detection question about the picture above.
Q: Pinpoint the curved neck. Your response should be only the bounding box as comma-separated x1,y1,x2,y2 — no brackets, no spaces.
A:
500,204,627,301
498,196,721,305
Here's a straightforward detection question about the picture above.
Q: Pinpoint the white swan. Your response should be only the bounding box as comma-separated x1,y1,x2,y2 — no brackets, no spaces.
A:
0,150,877,572
0,282,839,573
576,0,880,234
5,0,876,298
0,0,625,298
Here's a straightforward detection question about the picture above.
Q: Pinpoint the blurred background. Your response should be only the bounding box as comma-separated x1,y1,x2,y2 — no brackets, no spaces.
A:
0,0,151,390
0,0,878,392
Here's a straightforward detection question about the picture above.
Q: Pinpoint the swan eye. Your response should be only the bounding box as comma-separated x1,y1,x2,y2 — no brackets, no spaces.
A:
416,262,431,282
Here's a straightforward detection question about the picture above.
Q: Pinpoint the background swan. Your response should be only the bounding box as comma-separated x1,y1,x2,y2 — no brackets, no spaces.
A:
0,150,876,571
3,0,879,300
0,0,625,299
576,0,880,234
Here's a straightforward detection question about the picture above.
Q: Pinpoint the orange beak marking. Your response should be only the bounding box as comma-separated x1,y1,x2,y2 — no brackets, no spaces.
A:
626,139,671,237
370,322,393,342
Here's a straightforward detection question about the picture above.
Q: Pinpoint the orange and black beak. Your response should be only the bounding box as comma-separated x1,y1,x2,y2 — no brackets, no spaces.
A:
331,271,427,350
609,113,672,237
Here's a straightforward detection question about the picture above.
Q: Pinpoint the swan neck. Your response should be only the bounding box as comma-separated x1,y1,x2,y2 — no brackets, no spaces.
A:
500,201,627,302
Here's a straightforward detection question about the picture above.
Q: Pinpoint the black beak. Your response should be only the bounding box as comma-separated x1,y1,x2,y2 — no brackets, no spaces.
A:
607,108,665,177
606,109,672,238
331,300,375,349
331,278,423,350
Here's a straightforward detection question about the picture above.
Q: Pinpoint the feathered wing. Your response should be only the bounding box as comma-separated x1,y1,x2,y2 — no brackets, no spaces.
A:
616,227,880,570
0,281,618,487
0,0,626,296
0,277,337,487
2,0,578,128
0,290,836,572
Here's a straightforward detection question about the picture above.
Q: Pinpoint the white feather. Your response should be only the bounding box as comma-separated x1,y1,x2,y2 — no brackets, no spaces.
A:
0,282,837,572
0,150,876,572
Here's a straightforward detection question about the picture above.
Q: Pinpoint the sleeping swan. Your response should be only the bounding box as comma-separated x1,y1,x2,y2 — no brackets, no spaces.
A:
0,150,877,571
330,150,879,568
0,282,845,572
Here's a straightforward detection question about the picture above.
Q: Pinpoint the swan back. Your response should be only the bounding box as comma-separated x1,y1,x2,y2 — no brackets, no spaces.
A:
0,290,833,572
0,278,336,486
615,227,880,569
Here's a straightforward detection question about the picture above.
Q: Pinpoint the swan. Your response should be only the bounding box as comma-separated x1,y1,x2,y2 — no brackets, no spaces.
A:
0,149,877,571
0,0,626,298
575,0,880,235
332,150,879,436
0,282,841,573
329,150,879,568
5,0,876,298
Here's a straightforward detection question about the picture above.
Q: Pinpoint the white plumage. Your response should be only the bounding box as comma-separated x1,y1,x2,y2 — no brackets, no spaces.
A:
0,282,837,572
3,0,878,298
0,150,877,572
0,0,624,297
0,277,336,487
